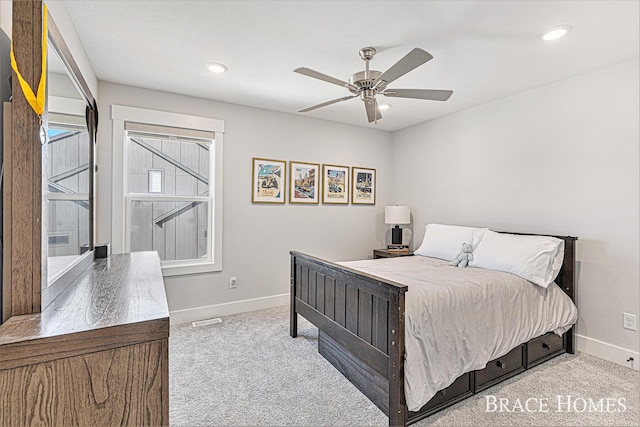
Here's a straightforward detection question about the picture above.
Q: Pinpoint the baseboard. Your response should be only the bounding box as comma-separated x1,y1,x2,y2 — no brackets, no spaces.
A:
170,302,640,371
576,334,639,371
170,294,289,324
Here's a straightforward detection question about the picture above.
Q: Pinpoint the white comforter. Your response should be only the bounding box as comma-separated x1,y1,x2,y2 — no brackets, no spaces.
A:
339,256,578,412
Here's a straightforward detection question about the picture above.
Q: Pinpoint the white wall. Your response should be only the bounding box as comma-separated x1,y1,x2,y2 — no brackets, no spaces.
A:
392,59,640,366
96,82,393,321
0,1,11,36
46,1,98,99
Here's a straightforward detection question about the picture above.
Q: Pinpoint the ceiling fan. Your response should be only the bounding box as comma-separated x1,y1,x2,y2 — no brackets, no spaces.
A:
294,47,453,124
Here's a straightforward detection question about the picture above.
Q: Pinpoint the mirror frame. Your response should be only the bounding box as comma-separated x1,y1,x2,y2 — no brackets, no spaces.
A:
41,10,97,310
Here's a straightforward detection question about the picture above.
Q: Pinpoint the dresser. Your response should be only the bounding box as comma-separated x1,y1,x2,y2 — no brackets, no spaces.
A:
0,252,170,426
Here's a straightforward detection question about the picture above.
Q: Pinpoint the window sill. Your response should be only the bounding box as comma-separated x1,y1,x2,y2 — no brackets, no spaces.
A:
161,260,221,277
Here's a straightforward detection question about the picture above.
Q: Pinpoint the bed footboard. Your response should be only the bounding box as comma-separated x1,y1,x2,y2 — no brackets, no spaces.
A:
290,235,577,426
290,251,408,426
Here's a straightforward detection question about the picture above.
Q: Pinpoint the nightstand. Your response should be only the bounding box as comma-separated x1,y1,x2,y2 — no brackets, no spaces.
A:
373,249,414,259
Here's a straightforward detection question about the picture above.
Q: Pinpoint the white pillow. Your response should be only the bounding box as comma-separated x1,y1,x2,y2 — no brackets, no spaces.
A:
469,230,564,288
414,224,487,261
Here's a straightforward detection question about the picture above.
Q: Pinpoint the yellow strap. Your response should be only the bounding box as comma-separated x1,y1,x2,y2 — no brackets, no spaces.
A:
9,3,48,117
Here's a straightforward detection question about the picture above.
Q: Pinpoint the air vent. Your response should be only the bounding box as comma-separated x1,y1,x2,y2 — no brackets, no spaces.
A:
192,318,222,327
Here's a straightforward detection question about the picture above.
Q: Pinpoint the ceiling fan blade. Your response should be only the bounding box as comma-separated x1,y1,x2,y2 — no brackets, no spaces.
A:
364,98,382,123
373,48,433,87
298,95,358,113
294,67,352,89
383,89,453,101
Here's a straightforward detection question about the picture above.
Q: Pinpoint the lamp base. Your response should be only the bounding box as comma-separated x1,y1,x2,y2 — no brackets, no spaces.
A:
391,225,403,245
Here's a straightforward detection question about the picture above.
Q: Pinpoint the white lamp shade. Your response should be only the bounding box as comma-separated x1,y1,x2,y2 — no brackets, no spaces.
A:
385,206,410,225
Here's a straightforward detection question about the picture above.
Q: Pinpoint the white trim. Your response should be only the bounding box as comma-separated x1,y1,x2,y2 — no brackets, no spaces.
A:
111,105,225,133
576,333,639,371
169,294,289,325
49,95,86,117
110,105,224,274
112,115,126,252
211,133,223,273
161,260,218,277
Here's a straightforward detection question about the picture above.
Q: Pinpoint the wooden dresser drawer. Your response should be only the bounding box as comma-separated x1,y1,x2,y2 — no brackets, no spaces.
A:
475,345,525,391
422,372,473,412
527,332,564,367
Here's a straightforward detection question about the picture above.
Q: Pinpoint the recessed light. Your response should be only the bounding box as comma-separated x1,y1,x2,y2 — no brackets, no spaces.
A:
378,103,391,110
540,25,572,41
206,62,228,73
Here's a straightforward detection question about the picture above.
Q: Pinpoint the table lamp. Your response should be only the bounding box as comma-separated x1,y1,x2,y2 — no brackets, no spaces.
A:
385,206,410,245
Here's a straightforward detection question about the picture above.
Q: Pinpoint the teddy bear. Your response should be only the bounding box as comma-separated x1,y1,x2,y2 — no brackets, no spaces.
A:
449,242,473,268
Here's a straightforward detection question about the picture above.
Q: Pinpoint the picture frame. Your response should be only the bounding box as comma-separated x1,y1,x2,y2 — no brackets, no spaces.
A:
322,164,349,204
289,161,320,204
351,167,376,205
251,157,286,203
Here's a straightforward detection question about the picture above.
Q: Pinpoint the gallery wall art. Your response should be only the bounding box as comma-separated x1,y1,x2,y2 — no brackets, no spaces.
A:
251,158,286,203
251,158,375,206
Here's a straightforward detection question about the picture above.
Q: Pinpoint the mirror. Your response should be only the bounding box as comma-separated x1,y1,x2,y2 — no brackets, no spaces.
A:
43,32,93,303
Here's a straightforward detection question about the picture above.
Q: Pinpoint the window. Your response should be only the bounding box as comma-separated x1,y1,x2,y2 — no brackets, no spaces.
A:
126,125,212,264
46,112,91,283
111,106,224,275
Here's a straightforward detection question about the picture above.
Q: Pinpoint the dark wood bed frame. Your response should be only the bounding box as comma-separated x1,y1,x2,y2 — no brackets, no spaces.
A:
290,233,577,426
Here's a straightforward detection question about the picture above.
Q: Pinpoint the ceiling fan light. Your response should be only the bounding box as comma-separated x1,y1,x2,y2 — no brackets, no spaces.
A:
294,47,452,123
541,25,572,41
206,62,228,73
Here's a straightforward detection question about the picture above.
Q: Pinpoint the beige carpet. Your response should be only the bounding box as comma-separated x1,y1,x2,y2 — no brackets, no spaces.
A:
169,305,639,426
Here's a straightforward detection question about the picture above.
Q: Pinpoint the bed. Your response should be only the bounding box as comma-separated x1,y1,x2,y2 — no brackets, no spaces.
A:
289,228,577,426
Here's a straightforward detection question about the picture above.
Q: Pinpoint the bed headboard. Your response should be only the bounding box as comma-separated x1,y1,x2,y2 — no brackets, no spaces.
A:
500,232,577,354
556,236,577,302
499,232,577,301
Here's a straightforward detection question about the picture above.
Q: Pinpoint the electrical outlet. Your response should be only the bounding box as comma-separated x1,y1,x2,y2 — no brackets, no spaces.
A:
229,276,237,289
623,313,637,331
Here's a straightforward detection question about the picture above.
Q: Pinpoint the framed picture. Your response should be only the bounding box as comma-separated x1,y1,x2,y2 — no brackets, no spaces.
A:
289,161,320,204
322,164,349,204
252,158,286,203
351,167,376,205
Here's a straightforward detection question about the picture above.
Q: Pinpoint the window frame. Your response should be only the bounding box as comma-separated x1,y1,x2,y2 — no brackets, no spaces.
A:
111,105,224,276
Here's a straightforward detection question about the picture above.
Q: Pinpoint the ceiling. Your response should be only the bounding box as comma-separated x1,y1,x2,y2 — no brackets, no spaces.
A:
63,0,639,132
